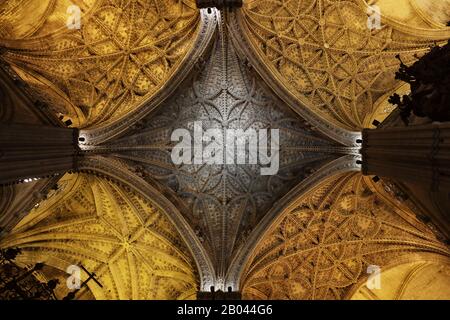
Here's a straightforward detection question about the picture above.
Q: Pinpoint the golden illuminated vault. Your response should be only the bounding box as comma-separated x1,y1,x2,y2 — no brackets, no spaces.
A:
0,0,449,300
241,173,449,299
235,0,450,131
0,0,201,127
1,173,198,300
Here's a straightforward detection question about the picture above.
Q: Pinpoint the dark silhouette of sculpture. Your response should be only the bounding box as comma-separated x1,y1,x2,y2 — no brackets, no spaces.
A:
389,41,450,124
0,248,59,300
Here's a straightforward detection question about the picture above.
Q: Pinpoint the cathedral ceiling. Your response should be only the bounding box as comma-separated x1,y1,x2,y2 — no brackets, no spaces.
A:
0,178,61,234
92,25,357,278
230,0,450,132
1,1,450,299
0,0,201,128
0,173,199,300
0,1,448,133
240,172,450,300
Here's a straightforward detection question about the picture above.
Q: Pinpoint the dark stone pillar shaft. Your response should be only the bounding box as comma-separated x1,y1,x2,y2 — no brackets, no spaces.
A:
196,0,242,9
197,290,242,300
0,124,79,185
361,122,450,192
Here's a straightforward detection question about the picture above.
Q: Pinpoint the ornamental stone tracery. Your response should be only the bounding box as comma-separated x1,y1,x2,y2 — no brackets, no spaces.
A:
241,172,449,300
1,1,450,300
232,0,450,131
0,0,201,128
372,0,450,29
93,20,356,279
0,173,199,300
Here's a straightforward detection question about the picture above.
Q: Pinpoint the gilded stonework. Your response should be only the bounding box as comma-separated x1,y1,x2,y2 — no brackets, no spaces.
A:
0,1,449,300
95,26,352,278
235,0,450,131
0,174,199,300
241,173,449,299
0,0,201,127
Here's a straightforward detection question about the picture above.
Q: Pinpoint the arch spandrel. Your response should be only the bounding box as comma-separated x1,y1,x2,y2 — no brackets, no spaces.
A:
363,82,410,128
240,172,450,300
348,256,450,300
0,0,203,130
372,0,450,29
229,0,450,134
0,0,96,39
0,173,199,300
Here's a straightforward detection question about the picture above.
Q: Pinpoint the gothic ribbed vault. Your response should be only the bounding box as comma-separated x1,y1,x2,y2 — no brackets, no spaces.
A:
0,173,199,300
230,0,450,132
92,24,355,280
0,0,450,300
0,0,201,127
349,258,450,300
240,172,449,299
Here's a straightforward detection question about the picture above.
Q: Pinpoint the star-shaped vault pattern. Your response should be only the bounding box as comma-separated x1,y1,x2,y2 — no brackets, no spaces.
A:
0,0,200,127
237,0,450,130
241,172,449,300
97,27,351,277
0,174,198,300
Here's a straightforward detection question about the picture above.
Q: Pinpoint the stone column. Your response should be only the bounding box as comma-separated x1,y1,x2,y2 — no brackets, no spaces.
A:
361,122,450,193
197,288,242,300
0,123,79,185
